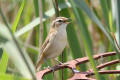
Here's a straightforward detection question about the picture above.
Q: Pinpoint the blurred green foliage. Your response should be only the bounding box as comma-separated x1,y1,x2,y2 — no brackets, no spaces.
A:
0,0,120,80
0,48,3,58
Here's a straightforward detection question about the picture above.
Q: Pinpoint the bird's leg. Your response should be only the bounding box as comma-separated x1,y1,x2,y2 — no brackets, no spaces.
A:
44,58,55,77
44,58,50,68
53,58,68,66
54,58,63,65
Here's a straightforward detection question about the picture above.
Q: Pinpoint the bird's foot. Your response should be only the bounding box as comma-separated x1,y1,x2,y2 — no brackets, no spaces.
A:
54,59,68,65
47,66,55,72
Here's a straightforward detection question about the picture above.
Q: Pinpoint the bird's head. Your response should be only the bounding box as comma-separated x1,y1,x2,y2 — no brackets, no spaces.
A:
51,17,71,30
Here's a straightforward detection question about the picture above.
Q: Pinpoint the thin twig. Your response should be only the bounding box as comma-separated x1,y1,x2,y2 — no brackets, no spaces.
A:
61,52,64,80
38,0,44,52
53,0,64,79
52,0,60,17
52,0,64,79
54,0,60,16
111,32,120,50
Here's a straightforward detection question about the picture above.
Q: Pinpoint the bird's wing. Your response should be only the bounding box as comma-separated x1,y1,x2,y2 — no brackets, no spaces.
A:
38,31,57,59
36,31,56,70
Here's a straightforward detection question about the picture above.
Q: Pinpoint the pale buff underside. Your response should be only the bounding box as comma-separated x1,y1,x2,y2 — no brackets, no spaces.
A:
44,24,67,59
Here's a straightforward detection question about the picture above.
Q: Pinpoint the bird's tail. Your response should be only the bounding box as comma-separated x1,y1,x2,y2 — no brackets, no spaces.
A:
36,55,44,72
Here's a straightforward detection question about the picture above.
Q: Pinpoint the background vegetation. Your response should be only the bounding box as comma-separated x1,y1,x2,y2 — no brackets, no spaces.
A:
0,0,120,80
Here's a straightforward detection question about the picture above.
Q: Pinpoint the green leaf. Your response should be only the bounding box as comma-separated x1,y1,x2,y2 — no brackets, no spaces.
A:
0,52,8,73
0,49,3,58
0,73,30,80
73,0,110,39
15,17,43,37
0,24,12,41
0,35,8,45
116,0,120,45
4,42,35,79
0,25,9,75
73,0,120,58
99,0,109,28
12,0,25,33
0,26,36,79
33,0,39,17
33,0,40,47
59,1,86,72
15,2,71,37
69,0,93,53
113,0,120,45
69,0,101,79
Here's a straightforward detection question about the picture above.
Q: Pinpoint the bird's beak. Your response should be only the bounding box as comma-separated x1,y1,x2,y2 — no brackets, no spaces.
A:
64,18,71,24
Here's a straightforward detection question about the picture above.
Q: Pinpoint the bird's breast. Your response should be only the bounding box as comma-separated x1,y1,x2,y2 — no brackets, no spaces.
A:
46,29,67,59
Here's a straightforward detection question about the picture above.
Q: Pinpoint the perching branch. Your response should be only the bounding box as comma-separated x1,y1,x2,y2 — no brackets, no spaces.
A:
36,52,120,80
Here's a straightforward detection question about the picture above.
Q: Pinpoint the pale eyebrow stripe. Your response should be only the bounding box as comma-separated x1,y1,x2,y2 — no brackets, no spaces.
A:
55,19,63,22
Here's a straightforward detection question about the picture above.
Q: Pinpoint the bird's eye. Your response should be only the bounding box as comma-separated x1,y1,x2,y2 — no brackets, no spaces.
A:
58,20,63,22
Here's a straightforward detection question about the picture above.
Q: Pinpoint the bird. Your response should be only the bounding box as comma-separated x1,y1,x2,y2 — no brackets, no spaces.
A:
36,17,71,71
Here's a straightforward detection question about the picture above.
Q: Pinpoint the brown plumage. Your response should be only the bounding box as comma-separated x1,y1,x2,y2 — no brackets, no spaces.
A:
36,17,70,71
